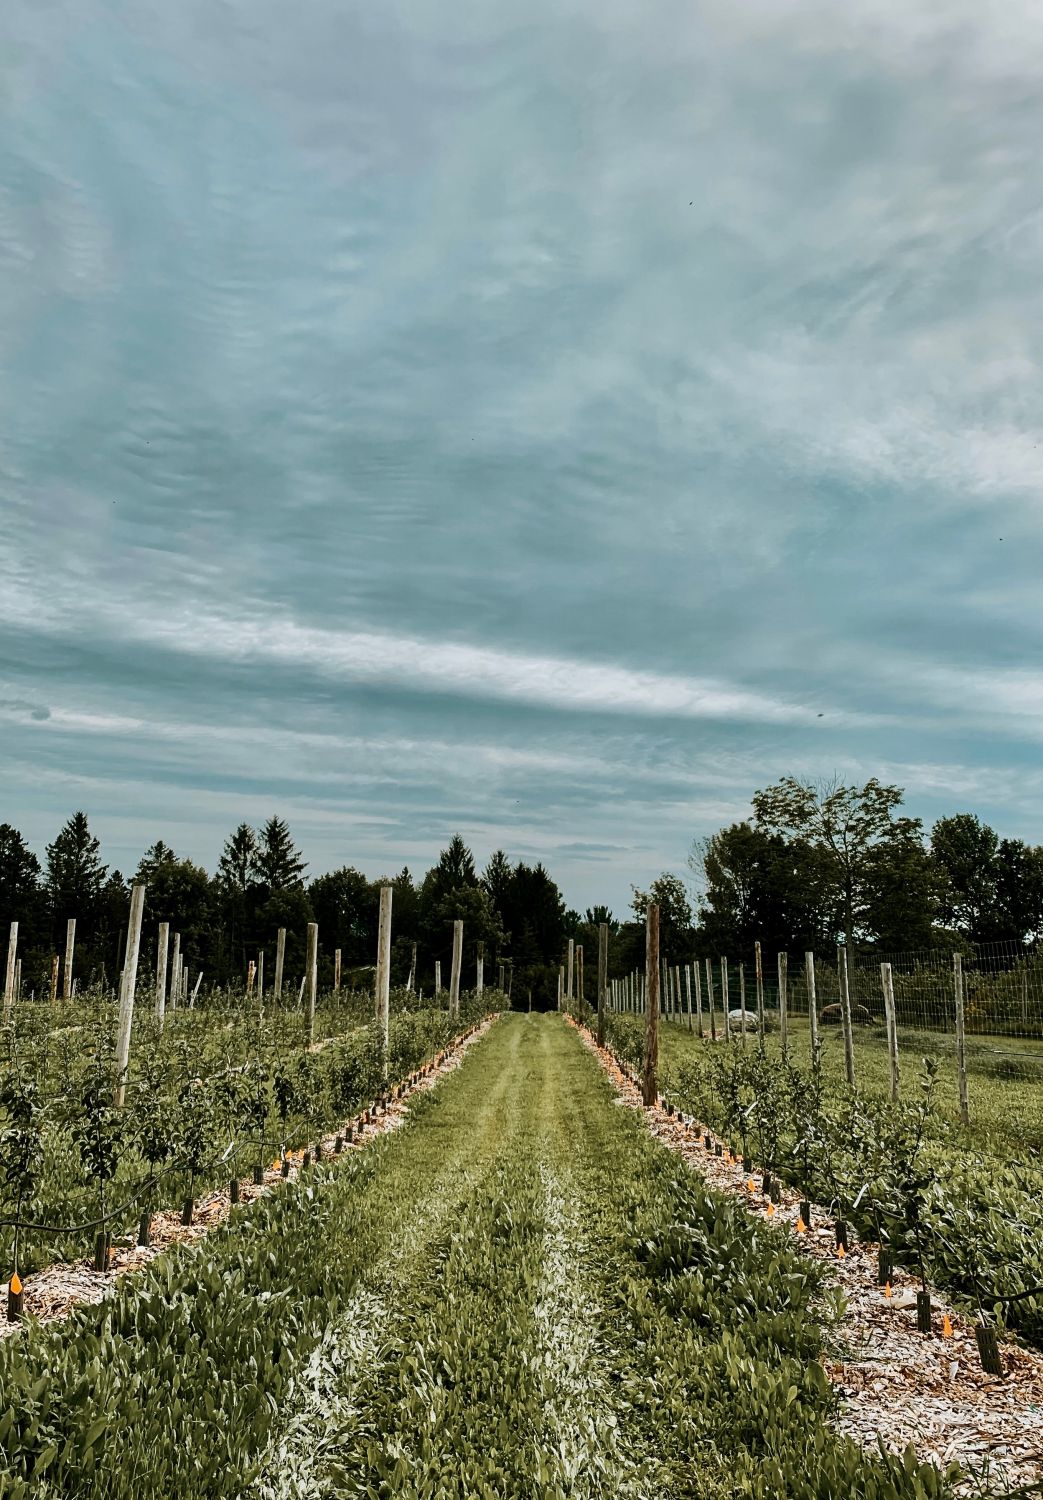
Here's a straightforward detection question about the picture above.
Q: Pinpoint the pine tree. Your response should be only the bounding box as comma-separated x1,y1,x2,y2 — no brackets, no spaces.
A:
135,841,177,884
217,825,258,894
45,812,107,922
482,849,513,916
0,825,41,935
255,817,306,892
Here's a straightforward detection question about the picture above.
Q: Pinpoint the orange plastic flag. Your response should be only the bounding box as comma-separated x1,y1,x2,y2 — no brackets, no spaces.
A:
766,1202,775,1217
9,1273,21,1296
942,1313,953,1339
837,1243,846,1259
795,1216,807,1234
884,1282,892,1299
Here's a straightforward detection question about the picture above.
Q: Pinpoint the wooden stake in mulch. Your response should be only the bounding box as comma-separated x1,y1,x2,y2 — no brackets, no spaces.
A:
642,903,660,1106
917,1290,932,1333
976,1323,1003,1376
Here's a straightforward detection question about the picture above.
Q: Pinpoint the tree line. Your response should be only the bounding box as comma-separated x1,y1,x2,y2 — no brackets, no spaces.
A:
0,816,580,1004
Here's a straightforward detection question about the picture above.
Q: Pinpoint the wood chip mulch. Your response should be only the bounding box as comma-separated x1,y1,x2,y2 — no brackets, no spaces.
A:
573,1021,1043,1495
0,1019,495,1339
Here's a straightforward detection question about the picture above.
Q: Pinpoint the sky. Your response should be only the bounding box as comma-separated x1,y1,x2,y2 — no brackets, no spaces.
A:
3,0,1043,917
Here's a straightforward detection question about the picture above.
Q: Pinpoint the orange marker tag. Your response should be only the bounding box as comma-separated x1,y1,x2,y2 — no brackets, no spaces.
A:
766,1202,775,1217
942,1313,953,1339
9,1273,21,1296
747,1178,756,1193
884,1282,892,1299
837,1243,846,1259
795,1217,806,1234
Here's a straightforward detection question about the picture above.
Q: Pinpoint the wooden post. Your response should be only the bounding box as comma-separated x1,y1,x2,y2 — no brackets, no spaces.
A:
297,973,306,1005
408,944,417,992
257,951,265,998
498,962,505,992
306,923,318,1041
49,953,59,1002
705,958,717,1041
693,962,704,1036
684,963,693,1031
806,951,819,1066
476,941,485,998
334,948,342,995
738,962,748,1046
375,886,392,1059
449,919,463,1020
2,923,17,1024
778,952,789,1059
880,962,899,1101
597,922,608,1047
643,903,660,1105
577,945,585,1012
838,944,856,1087
156,922,169,1026
954,953,969,1126
13,961,20,1003
191,973,203,1006
246,960,256,996
115,884,146,1105
558,966,564,1010
169,932,181,1012
274,928,286,1000
721,958,731,1042
754,940,765,1053
566,939,574,1006
63,918,76,1000
435,960,442,996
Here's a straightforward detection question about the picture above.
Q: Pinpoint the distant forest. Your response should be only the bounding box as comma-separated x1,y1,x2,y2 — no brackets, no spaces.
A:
1,776,1039,1004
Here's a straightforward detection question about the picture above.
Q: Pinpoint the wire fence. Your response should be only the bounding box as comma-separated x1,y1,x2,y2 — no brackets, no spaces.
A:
607,939,1043,1138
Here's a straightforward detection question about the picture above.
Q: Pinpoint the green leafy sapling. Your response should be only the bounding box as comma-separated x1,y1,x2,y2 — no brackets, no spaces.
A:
73,1051,123,1268
0,1062,44,1283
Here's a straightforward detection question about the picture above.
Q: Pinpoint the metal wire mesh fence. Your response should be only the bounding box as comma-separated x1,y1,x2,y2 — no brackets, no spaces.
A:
609,939,1043,1140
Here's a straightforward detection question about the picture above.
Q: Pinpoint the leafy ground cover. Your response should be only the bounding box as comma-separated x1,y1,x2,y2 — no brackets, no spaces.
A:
609,1013,1043,1352
0,1014,953,1498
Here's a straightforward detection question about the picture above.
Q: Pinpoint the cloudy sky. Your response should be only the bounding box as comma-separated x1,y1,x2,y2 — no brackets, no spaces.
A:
3,0,1043,914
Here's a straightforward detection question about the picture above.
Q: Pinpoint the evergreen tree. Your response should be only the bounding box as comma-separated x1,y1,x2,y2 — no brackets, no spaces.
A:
217,824,258,893
0,825,42,941
255,817,307,892
482,849,513,923
45,813,107,926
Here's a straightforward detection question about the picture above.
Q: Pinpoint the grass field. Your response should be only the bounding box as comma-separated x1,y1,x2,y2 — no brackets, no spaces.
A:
0,1015,952,1499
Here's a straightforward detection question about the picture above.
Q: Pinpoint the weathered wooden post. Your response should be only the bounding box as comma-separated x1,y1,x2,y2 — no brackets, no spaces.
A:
754,939,765,1053
49,953,59,1002
498,962,505,992
721,958,731,1043
880,962,899,1101
577,945,584,1013
597,922,608,1047
558,966,564,1010
375,887,392,1061
642,903,660,1106
738,962,748,1046
191,973,203,1006
63,918,76,1000
684,963,694,1031
805,951,819,1066
476,941,485,998
778,951,789,1059
408,943,417,992
257,951,265,998
115,884,146,1106
334,948,341,996
838,944,856,1087
246,960,256,996
170,932,181,1012
435,960,442,996
156,922,169,1027
694,962,704,1037
2,923,17,1024
954,953,969,1126
566,939,574,1007
274,928,287,1000
705,958,717,1041
306,922,318,1043
449,919,463,1020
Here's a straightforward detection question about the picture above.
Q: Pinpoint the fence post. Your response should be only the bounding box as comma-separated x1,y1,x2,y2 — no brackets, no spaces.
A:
838,944,856,1087
557,966,563,1010
257,951,265,999
63,918,76,1000
721,958,731,1042
171,933,181,1012
49,953,59,1003
115,884,146,1106
2,923,17,1024
643,903,660,1105
274,928,286,1000
880,962,899,1101
684,964,693,1031
334,948,342,996
597,922,608,1046
435,960,442,996
805,951,819,1067
738,962,747,1046
376,887,392,1061
754,940,765,1054
778,952,788,1060
953,953,970,1127
577,945,584,1012
156,922,169,1026
694,962,704,1036
449,919,463,1020
477,941,485,998
409,943,418,993
566,939,574,1006
306,922,318,1043
705,958,717,1042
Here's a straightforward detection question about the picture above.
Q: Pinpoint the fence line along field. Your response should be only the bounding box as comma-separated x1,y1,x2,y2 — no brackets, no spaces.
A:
1,884,1042,1495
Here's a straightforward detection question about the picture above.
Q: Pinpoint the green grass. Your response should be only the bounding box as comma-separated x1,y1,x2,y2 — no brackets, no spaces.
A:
0,1014,954,1499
